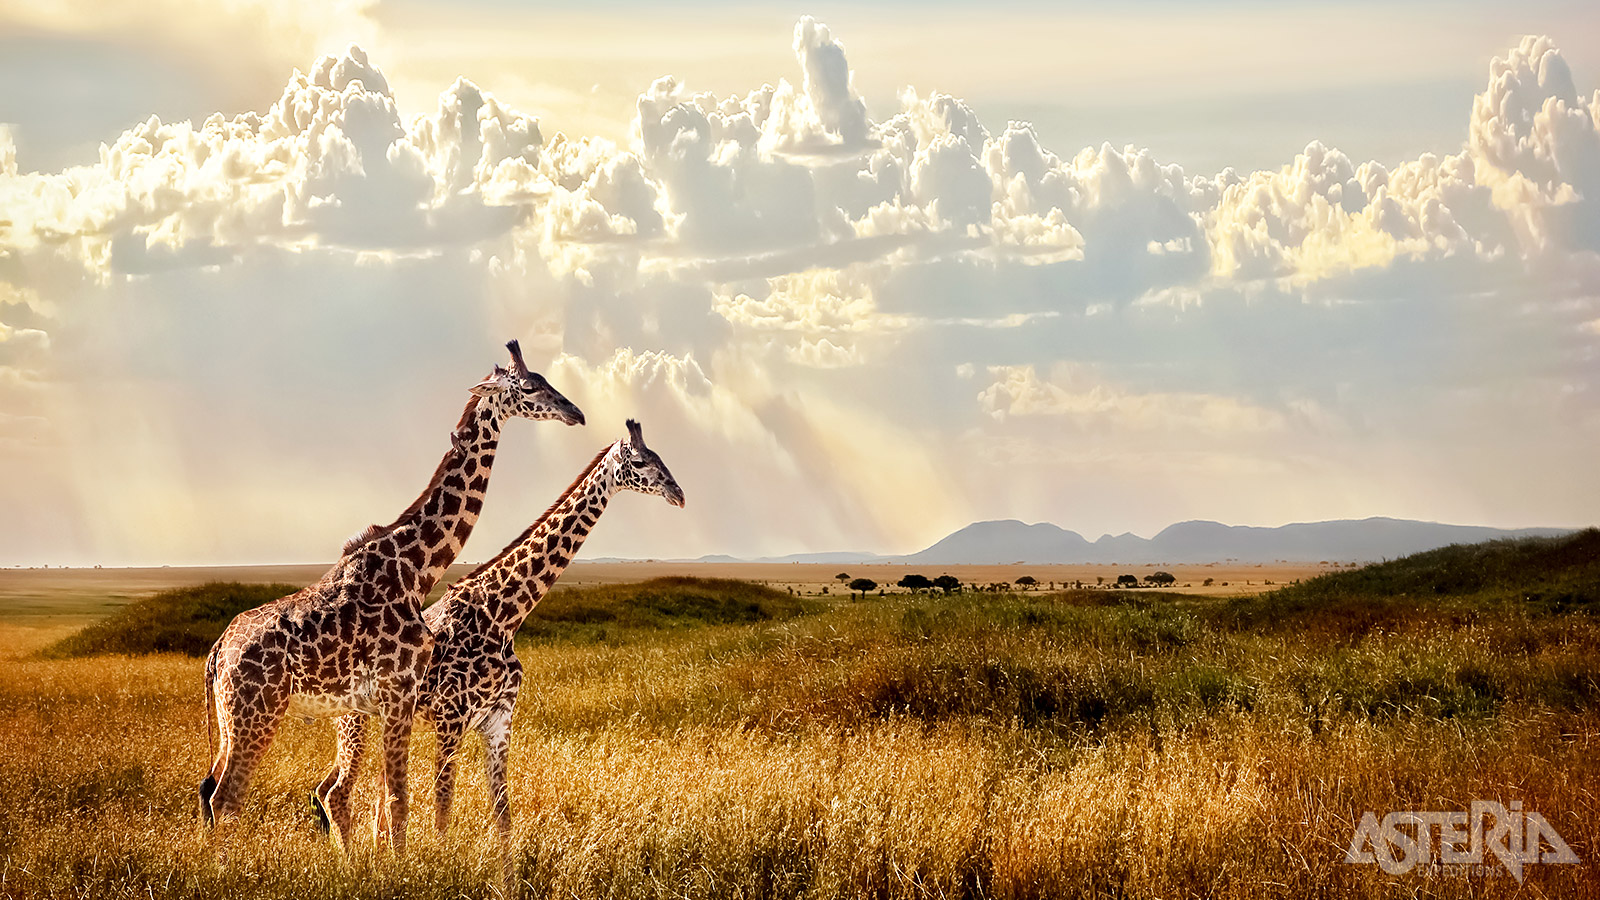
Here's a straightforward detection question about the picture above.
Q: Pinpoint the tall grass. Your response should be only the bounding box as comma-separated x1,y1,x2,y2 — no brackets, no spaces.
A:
3,548,1597,898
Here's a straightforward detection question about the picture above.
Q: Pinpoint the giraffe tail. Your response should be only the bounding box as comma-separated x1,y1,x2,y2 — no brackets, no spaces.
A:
198,641,220,826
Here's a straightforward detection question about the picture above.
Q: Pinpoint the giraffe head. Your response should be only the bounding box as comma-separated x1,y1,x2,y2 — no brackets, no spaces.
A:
615,419,685,507
468,340,585,426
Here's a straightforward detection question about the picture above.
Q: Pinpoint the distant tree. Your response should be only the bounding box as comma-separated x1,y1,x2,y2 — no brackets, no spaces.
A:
898,574,933,593
933,574,962,595
1015,575,1038,590
1115,574,1139,587
1145,571,1176,587
1203,577,1214,587
835,572,851,584
1096,576,1104,586
848,578,877,599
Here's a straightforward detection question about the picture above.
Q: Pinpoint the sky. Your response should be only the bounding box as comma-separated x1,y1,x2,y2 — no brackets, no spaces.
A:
2,1,1599,566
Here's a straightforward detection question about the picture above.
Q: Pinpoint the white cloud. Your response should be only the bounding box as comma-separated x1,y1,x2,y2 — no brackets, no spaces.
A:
977,363,1288,435
3,22,1600,563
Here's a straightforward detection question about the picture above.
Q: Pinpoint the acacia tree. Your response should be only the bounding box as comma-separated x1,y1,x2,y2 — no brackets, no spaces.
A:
1145,571,1176,587
835,572,851,585
848,577,877,599
1015,575,1038,590
1115,574,1139,587
933,574,962,595
898,574,932,593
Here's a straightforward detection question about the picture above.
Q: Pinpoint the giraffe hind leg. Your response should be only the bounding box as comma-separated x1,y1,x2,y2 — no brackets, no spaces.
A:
308,787,331,834
198,775,218,827
322,713,369,851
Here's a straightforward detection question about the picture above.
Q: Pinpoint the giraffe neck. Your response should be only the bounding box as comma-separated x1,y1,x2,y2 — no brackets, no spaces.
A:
390,396,506,595
466,444,619,635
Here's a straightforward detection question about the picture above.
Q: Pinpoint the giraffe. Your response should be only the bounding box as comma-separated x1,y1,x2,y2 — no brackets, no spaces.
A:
197,341,583,855
310,419,683,878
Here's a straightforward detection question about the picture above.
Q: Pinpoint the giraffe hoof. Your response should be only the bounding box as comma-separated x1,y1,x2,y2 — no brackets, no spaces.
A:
308,792,330,834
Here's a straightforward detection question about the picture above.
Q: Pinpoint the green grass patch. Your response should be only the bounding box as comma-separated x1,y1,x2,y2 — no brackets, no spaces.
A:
43,581,302,658
519,577,815,643
1214,528,1600,635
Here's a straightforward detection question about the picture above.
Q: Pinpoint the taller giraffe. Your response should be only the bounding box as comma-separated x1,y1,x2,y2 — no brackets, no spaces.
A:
312,420,684,879
198,341,582,855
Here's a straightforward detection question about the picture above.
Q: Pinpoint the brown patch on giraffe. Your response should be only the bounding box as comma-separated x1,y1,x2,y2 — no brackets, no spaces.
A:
419,520,446,547
400,542,426,572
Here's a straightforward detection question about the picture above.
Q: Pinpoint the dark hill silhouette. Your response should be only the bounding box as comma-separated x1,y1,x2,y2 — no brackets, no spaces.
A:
889,517,1572,564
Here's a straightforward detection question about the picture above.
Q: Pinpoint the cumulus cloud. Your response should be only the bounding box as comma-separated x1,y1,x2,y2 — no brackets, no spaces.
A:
6,26,1598,291
3,21,1599,563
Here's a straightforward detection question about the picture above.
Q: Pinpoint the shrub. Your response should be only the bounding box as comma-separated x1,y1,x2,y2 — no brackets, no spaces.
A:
46,582,304,657
518,577,811,643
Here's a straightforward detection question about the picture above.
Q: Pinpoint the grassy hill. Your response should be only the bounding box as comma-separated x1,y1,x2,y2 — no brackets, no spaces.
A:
44,582,303,658
1216,528,1600,633
45,576,810,657
518,576,812,642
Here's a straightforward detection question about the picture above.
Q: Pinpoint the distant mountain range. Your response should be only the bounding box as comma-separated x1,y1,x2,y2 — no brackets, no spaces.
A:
655,518,1574,566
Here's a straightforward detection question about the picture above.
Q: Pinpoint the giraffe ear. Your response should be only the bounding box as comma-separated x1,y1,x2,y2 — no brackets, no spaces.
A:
468,377,504,398
469,365,509,397
625,419,645,448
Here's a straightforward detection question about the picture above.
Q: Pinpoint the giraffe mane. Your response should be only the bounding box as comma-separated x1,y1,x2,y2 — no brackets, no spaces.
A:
463,442,615,580
340,391,487,559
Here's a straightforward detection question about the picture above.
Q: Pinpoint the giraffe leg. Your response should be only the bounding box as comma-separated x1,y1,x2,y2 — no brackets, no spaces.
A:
309,771,334,834
374,703,417,856
202,686,285,864
482,709,516,887
317,713,368,851
198,724,231,828
432,720,466,835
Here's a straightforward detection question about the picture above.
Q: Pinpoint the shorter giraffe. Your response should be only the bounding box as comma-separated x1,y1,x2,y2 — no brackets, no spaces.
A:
311,420,683,875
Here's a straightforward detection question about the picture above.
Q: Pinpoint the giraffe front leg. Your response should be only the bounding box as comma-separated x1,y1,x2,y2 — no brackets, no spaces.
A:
375,703,417,856
319,713,368,851
432,720,466,835
482,709,516,886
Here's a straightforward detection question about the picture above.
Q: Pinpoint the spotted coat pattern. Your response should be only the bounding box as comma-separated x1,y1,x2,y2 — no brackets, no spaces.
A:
312,421,683,865
198,342,582,856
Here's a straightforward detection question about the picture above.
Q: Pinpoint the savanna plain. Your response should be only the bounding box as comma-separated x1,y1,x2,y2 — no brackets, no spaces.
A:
1,536,1597,899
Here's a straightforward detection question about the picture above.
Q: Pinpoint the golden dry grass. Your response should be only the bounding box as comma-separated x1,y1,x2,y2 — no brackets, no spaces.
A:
2,571,1597,899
